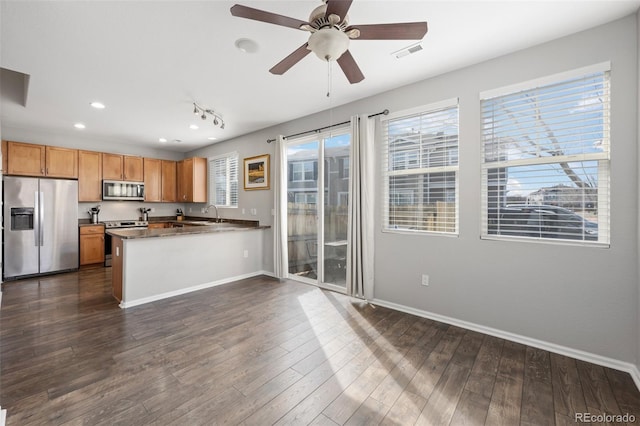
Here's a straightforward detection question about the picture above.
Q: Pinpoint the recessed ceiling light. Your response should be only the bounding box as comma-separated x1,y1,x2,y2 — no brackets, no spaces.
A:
159,138,167,143
235,38,259,54
207,137,217,141
74,123,86,129
189,124,199,130
90,101,105,109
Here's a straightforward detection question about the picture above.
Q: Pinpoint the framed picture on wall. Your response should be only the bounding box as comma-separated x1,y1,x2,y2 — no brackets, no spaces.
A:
244,154,270,190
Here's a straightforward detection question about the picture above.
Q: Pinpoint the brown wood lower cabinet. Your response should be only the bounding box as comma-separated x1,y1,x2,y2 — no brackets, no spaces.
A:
79,225,105,265
147,222,170,229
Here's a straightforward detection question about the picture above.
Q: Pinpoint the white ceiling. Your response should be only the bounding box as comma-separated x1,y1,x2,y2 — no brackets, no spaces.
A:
1,0,639,153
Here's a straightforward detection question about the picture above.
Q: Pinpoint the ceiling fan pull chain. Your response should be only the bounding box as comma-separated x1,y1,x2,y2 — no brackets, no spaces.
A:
326,60,332,98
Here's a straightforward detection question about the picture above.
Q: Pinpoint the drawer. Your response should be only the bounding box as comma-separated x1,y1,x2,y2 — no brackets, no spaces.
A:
80,225,105,235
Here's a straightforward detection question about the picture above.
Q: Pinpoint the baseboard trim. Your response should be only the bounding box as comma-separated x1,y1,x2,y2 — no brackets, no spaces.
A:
120,270,271,309
370,297,640,389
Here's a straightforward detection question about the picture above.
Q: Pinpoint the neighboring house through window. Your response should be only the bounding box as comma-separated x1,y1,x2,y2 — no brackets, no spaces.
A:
381,99,460,234
480,63,610,245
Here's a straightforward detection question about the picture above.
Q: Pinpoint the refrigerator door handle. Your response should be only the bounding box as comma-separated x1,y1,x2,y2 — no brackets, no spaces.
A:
39,191,45,246
34,191,40,247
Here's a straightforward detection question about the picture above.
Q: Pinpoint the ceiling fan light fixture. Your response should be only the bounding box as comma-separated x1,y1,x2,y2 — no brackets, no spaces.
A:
308,28,349,61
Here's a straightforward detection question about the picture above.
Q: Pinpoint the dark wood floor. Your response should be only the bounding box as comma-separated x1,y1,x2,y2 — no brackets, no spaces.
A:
1,269,639,425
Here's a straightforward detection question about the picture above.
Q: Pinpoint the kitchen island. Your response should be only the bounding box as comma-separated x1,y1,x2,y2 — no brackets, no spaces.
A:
107,220,270,308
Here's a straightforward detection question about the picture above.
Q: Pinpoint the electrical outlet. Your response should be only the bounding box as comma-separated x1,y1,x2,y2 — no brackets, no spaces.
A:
243,250,249,258
251,208,257,216
421,274,429,286
241,208,246,215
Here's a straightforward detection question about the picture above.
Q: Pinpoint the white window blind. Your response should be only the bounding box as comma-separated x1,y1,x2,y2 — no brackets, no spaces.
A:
481,66,610,245
382,99,459,234
208,152,238,207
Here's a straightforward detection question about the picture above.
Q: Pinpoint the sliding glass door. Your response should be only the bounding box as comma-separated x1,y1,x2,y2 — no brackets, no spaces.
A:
286,127,351,290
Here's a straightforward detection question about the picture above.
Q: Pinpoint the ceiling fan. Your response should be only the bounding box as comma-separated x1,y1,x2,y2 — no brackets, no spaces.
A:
230,0,428,84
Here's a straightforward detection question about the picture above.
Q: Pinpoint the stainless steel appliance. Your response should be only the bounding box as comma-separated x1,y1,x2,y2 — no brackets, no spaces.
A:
102,180,145,201
3,176,79,280
103,220,148,266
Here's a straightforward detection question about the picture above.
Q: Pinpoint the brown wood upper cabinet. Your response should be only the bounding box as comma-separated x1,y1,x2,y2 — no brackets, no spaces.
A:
124,156,143,181
103,154,143,182
5,141,77,178
161,160,178,202
78,150,103,202
1,140,7,172
144,158,161,202
102,153,123,180
177,157,207,203
46,146,78,178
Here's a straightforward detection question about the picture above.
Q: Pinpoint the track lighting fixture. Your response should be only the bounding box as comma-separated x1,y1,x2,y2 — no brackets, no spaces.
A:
192,102,225,130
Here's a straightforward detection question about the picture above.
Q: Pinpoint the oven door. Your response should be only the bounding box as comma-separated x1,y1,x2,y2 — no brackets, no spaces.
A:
104,232,113,266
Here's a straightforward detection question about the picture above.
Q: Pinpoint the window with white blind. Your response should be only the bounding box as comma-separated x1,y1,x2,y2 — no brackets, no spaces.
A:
208,152,238,207
480,63,610,245
382,99,459,234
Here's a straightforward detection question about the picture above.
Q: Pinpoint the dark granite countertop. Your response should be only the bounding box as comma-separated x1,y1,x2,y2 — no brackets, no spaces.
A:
106,222,269,239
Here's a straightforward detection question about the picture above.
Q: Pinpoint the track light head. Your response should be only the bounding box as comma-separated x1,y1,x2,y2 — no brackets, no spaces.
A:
213,117,219,126
193,104,199,115
201,112,207,120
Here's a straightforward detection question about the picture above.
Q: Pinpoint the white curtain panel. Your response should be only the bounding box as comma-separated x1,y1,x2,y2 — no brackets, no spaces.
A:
273,135,289,279
347,115,375,299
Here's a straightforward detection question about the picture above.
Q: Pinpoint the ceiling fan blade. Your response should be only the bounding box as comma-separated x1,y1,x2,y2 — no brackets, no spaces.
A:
270,43,311,75
346,22,428,40
325,0,353,21
337,50,364,84
230,4,308,30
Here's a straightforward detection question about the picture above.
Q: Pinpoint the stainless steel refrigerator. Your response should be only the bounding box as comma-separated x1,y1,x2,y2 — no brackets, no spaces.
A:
3,176,78,280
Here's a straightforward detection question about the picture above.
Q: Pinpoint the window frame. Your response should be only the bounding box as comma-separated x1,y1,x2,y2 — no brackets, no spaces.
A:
479,62,610,247
381,98,460,235
208,151,239,208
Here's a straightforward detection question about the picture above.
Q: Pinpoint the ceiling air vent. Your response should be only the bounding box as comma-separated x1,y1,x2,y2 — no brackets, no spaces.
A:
392,43,423,59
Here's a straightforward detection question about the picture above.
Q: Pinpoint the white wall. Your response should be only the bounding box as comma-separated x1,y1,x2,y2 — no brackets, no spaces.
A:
122,229,265,305
190,15,639,366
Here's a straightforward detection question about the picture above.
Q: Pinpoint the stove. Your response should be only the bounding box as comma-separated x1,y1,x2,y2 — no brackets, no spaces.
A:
103,220,148,266
103,220,148,229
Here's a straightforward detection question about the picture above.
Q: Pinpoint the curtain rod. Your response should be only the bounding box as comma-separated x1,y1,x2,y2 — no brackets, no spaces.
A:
266,109,389,143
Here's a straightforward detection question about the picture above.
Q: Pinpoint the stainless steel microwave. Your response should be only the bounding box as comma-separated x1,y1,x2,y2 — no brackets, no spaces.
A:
102,180,145,201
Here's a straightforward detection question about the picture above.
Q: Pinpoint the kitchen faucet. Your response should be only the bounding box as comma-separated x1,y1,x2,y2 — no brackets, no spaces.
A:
205,204,220,222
